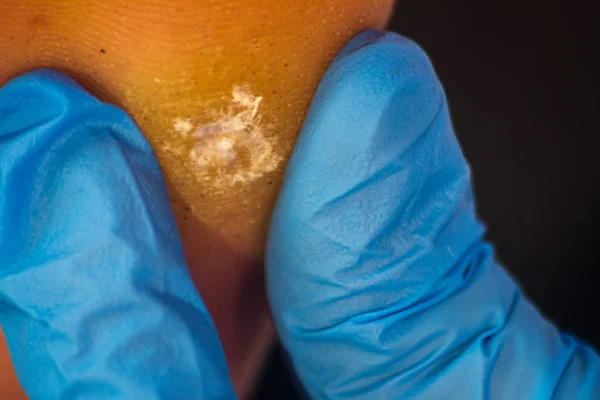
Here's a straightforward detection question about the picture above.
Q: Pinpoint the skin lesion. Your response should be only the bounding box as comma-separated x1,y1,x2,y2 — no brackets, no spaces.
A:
166,85,282,187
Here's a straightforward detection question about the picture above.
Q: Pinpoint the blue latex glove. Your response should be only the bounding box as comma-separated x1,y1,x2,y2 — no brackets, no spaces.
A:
0,70,235,399
267,30,600,399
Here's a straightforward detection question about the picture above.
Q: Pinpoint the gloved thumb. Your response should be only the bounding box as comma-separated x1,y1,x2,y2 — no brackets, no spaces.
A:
0,70,235,399
266,31,599,399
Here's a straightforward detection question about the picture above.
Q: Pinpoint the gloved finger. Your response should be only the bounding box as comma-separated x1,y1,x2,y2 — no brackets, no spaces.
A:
267,31,600,399
0,70,235,400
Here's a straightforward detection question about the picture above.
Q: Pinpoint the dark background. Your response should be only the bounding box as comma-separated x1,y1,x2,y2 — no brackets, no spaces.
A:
256,1,599,397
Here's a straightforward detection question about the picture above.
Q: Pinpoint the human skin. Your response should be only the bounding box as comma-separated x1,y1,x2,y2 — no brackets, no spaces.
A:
0,1,394,397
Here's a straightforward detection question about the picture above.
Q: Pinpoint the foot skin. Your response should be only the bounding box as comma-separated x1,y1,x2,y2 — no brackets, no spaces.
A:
0,1,393,397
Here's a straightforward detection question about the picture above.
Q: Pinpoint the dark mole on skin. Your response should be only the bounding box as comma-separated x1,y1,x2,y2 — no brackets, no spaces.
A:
100,48,106,54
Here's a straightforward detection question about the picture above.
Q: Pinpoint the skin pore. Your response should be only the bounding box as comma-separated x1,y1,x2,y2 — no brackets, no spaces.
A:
0,1,394,397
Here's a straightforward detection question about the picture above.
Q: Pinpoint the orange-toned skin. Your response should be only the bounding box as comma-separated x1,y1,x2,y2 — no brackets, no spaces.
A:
0,1,394,397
